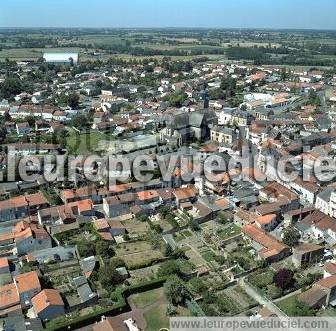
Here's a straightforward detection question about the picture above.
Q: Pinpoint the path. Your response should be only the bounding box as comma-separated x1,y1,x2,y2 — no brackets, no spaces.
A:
239,278,288,317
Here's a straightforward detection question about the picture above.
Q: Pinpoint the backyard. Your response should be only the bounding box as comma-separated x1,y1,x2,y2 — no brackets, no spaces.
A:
115,241,165,269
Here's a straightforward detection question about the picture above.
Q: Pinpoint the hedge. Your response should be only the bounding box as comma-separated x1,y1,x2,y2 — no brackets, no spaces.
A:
45,277,168,331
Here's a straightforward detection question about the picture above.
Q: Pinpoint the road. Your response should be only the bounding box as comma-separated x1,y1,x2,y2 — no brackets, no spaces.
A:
239,278,288,317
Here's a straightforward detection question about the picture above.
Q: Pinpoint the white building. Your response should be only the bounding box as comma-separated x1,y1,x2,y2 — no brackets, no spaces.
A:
43,52,79,65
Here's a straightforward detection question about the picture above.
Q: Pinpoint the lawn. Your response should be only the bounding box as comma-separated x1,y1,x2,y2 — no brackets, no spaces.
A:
66,131,114,155
132,288,164,309
144,303,169,331
276,294,298,316
217,224,241,240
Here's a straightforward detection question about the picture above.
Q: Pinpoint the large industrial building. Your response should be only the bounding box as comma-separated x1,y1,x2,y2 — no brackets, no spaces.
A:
43,52,79,65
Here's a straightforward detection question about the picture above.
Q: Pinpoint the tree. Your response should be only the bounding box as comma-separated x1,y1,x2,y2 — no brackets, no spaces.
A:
68,93,80,108
0,126,7,142
164,276,189,305
282,226,301,247
95,240,114,258
159,206,170,219
69,114,90,130
99,263,123,289
307,89,321,107
25,115,36,127
0,76,23,99
287,299,316,316
220,77,237,98
273,268,295,290
77,240,96,258
167,92,188,107
158,260,181,277
189,217,200,232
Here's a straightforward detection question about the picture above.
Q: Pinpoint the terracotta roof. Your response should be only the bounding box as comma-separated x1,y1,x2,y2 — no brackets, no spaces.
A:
93,218,110,231
174,186,196,201
0,283,20,310
107,220,125,230
256,214,276,225
325,263,336,275
242,224,289,258
214,198,230,209
26,192,48,207
0,195,27,210
62,186,98,200
93,317,115,331
14,271,41,294
261,182,298,201
316,274,336,289
0,257,9,269
297,287,327,308
137,190,159,201
68,199,94,213
293,243,323,254
32,289,64,314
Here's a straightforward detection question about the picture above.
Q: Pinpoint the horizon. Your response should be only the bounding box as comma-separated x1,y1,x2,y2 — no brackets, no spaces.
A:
1,27,336,32
1,0,336,30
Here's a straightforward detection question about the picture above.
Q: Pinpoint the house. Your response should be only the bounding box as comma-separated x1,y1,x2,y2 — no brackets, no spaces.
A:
173,186,197,210
14,222,52,255
298,273,336,308
14,271,41,308
295,210,336,244
16,122,31,136
93,218,113,241
0,257,10,274
72,276,98,305
210,127,237,145
218,107,236,125
38,205,78,225
324,263,336,278
0,283,20,314
31,289,65,320
103,193,136,218
255,214,278,232
242,224,291,263
108,221,126,237
297,286,328,309
0,195,28,221
93,317,115,331
290,177,320,205
61,185,111,204
246,122,270,145
232,110,254,126
315,188,336,217
67,199,95,217
156,188,175,206
292,243,324,268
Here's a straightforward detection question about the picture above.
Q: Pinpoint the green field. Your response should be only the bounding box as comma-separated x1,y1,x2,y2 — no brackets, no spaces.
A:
132,288,164,309
217,224,241,240
66,131,115,155
276,294,299,316
144,304,169,331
